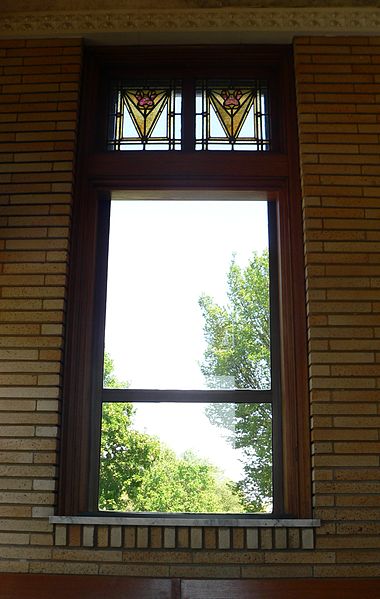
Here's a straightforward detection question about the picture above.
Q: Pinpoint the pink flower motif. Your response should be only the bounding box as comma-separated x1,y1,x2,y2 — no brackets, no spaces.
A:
221,89,243,108
135,90,157,108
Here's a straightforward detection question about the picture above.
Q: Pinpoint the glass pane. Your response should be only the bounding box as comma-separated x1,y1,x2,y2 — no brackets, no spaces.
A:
103,199,271,391
195,80,270,151
107,80,181,150
99,402,273,513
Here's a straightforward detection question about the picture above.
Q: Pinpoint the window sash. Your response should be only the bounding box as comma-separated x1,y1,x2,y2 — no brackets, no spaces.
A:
92,195,282,515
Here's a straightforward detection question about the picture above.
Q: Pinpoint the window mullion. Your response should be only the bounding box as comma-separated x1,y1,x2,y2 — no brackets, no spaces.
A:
182,78,195,151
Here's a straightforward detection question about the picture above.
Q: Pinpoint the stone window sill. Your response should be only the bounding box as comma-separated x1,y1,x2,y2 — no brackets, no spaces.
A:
50,516,320,528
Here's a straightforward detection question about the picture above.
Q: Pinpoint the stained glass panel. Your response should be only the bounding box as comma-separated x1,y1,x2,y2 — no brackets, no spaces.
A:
195,80,270,151
108,80,181,150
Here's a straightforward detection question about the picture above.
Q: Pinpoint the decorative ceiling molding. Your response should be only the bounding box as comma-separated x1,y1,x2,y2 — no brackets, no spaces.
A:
1,8,380,38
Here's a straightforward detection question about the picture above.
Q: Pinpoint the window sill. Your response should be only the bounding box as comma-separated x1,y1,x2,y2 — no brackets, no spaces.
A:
50,515,320,528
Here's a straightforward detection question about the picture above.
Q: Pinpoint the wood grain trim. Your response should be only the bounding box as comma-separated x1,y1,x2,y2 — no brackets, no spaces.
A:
1,575,379,599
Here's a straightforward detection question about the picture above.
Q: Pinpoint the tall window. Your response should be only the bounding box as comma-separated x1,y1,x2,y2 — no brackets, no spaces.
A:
59,46,310,519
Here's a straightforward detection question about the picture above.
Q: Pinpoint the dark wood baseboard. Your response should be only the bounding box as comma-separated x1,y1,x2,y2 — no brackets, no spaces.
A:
0,574,178,599
1,574,380,599
182,578,380,598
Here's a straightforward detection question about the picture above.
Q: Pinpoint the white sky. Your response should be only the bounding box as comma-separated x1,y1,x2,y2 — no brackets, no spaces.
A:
104,197,269,482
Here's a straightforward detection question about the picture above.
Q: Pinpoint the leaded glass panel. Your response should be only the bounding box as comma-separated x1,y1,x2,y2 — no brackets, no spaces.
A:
195,80,270,151
107,80,181,150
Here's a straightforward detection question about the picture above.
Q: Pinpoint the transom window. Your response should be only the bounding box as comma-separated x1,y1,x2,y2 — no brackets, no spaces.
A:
106,78,271,151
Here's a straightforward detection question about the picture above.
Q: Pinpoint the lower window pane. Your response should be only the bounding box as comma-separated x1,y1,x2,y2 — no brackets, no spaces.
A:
99,402,273,514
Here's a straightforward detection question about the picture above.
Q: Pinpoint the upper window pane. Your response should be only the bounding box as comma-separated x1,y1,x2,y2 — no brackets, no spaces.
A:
195,80,270,151
107,80,182,150
103,197,271,391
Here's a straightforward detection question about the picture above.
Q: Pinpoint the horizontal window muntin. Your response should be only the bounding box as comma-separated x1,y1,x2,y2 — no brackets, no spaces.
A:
102,388,272,403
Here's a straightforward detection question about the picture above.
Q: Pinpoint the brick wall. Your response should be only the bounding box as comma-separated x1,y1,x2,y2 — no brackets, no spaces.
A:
0,38,81,571
0,35,380,579
295,36,380,577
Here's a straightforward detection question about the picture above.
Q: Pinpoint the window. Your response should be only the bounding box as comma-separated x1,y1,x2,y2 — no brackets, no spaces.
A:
59,46,310,519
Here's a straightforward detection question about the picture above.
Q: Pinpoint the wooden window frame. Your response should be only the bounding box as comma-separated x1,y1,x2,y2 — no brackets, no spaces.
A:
58,45,310,518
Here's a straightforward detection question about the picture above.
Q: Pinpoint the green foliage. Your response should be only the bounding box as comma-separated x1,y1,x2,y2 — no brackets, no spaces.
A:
199,251,273,512
99,402,162,511
99,352,245,512
100,355,159,511
133,449,244,513
103,352,129,389
199,250,270,390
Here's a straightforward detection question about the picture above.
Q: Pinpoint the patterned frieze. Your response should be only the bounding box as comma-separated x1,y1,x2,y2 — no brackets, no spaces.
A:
1,8,380,38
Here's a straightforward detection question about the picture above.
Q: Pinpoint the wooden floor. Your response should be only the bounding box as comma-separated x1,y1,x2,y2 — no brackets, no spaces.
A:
1,574,380,598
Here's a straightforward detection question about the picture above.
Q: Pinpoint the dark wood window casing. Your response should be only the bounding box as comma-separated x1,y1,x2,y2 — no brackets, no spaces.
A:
59,46,310,518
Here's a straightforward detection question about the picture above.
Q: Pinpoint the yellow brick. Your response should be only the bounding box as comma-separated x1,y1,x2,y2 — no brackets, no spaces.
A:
97,526,109,548
0,425,35,437
241,565,312,578
0,561,29,573
29,562,98,575
123,528,136,549
0,505,31,517
122,549,191,564
150,526,162,549
0,362,60,374
336,496,380,507
312,403,376,415
264,551,334,564
98,564,169,576
176,528,188,549
136,527,148,548
30,533,53,545
317,536,380,549
0,546,52,559
53,548,121,562
204,527,216,550
194,550,263,565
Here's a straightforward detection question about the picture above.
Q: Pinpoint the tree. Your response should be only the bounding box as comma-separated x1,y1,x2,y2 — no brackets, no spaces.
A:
99,401,162,511
198,250,272,512
99,353,245,512
103,352,129,389
132,449,244,513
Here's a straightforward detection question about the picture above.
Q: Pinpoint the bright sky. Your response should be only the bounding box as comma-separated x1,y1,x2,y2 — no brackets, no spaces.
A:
104,196,269,482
